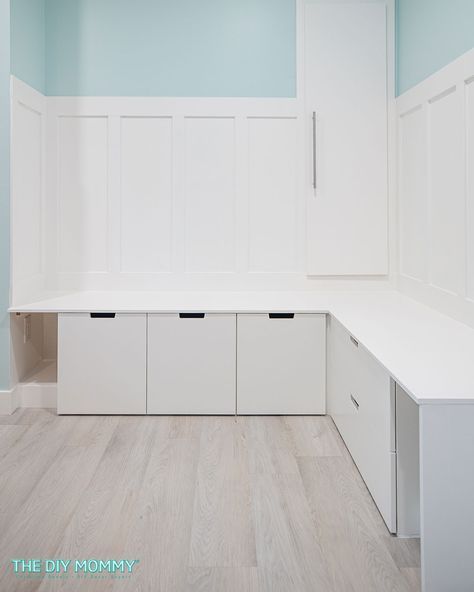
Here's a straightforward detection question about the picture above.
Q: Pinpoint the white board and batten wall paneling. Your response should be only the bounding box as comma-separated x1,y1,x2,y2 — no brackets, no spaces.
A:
45,97,307,292
10,78,47,305
304,1,388,276
397,48,474,327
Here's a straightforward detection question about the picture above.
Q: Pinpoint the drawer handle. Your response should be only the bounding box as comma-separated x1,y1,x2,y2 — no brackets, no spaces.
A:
269,313,295,319
350,335,359,347
90,313,116,319
179,313,205,319
350,394,360,410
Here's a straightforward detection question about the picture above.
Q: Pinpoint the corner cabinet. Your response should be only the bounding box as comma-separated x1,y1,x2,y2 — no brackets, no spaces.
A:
304,1,389,275
236,313,326,415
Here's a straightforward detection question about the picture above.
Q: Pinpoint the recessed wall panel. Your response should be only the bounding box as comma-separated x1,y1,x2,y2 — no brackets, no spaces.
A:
12,103,42,278
428,89,465,295
248,117,298,272
120,117,173,272
58,116,108,272
184,117,236,273
399,107,428,282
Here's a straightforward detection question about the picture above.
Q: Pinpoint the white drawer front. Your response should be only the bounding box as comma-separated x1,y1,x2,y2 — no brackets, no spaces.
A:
58,313,147,414
147,313,236,415
354,345,395,532
237,313,326,415
327,316,360,450
327,316,396,532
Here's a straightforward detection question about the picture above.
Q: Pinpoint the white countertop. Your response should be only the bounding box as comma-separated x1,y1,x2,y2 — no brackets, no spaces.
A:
10,290,474,405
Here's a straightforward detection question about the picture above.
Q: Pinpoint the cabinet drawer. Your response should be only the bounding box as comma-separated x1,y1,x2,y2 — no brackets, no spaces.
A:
147,313,236,415
327,316,360,450
237,313,326,415
354,345,395,532
327,316,396,532
57,313,147,414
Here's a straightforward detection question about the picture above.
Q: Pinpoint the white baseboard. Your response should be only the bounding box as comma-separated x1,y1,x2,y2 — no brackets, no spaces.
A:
0,383,57,415
0,389,20,415
16,383,57,409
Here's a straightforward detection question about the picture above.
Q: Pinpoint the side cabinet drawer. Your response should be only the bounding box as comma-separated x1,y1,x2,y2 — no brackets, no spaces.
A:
57,313,147,414
327,316,396,532
355,345,396,532
147,313,236,415
327,316,361,451
237,313,326,415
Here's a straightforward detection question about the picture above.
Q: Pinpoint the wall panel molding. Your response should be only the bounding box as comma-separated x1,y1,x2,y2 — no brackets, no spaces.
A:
11,76,394,303
46,94,307,291
10,77,46,305
397,48,474,327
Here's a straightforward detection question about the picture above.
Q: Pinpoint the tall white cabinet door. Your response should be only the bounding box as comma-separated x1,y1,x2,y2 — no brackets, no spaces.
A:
147,314,236,415
305,2,388,275
237,314,326,415
57,313,147,414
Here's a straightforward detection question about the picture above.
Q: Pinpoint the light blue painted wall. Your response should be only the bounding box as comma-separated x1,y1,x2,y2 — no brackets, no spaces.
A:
10,0,45,93
45,0,296,97
397,0,474,95
0,0,11,391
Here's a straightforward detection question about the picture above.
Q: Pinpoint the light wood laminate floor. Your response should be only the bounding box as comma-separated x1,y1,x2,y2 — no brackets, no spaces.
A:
0,411,420,592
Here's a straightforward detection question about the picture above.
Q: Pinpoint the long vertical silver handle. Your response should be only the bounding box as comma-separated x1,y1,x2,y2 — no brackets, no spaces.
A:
312,111,317,191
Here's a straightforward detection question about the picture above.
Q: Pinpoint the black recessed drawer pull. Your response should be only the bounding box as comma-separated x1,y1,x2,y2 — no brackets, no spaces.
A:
90,313,116,319
350,394,360,410
269,313,295,319
179,313,205,319
350,335,359,347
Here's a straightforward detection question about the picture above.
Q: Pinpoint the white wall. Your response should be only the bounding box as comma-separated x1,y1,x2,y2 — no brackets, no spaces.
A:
397,48,474,326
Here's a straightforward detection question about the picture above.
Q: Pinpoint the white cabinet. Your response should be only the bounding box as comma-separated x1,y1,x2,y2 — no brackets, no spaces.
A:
57,313,147,414
304,1,388,275
327,316,396,532
237,313,326,415
147,313,236,414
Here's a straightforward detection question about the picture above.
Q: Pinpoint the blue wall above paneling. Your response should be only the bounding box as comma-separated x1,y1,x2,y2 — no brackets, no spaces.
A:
45,0,296,97
10,0,45,93
397,0,474,95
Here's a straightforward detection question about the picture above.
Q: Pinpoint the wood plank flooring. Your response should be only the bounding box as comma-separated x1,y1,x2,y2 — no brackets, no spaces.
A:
0,411,420,592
